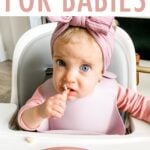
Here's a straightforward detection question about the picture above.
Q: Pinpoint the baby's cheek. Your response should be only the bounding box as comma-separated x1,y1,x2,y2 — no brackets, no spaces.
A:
81,80,96,95
53,73,64,92
52,75,59,91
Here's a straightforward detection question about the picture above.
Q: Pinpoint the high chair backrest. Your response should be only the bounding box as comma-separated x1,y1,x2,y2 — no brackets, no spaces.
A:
11,23,137,107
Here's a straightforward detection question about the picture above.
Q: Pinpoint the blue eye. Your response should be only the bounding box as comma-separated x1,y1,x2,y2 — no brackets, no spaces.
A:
56,59,65,67
80,65,90,72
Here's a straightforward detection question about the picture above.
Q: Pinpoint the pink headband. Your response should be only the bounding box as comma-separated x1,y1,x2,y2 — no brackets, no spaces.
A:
48,16,115,74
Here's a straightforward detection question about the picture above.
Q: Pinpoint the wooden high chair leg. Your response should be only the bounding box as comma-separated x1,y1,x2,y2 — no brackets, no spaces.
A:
136,53,150,85
136,53,140,85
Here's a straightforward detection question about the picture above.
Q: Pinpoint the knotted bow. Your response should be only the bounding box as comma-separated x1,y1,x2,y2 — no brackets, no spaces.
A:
48,16,115,74
48,16,112,35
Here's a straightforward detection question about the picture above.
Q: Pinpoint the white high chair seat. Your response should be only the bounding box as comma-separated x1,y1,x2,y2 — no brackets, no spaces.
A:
0,23,150,149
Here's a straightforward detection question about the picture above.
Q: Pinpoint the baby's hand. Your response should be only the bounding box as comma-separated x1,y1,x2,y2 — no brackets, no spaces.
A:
39,90,68,119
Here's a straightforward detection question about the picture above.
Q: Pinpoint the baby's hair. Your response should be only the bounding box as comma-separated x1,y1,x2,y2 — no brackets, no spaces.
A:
53,26,96,48
60,27,89,41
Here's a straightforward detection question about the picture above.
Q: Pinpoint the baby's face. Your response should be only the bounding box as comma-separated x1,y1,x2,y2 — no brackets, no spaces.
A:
52,32,103,100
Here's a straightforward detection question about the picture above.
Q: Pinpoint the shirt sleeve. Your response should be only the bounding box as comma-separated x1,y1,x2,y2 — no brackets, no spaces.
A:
17,79,54,131
117,84,150,123
17,87,46,131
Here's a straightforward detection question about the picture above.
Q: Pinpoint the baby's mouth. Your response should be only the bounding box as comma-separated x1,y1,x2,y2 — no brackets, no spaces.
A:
67,88,77,96
68,88,74,91
67,87,76,92
62,84,77,97
63,84,75,92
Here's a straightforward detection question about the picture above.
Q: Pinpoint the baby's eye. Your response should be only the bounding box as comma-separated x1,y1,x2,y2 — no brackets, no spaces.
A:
80,65,91,72
56,59,65,67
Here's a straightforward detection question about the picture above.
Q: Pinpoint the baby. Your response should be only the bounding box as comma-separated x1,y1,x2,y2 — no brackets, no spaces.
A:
17,16,150,135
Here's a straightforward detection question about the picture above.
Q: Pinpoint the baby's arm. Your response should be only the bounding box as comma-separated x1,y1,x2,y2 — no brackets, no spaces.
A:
21,90,68,130
117,84,150,123
18,86,68,131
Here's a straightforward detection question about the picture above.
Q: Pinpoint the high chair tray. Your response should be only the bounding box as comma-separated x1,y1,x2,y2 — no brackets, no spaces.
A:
0,103,150,150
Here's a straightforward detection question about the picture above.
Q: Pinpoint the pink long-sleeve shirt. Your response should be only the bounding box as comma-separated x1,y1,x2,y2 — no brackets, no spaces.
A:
17,78,150,133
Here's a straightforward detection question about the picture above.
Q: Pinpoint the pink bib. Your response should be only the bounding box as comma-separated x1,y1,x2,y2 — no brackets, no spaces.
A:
38,78,125,135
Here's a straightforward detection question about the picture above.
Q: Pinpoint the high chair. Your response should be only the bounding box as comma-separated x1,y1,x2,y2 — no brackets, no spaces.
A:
0,23,150,150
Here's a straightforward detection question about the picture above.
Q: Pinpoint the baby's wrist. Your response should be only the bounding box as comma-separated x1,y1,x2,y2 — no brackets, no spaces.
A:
36,104,52,119
35,104,46,119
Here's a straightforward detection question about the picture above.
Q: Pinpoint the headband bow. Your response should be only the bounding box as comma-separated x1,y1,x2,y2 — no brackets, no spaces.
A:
48,16,114,74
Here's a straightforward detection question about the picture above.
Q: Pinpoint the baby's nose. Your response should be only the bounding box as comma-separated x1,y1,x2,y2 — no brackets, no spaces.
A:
64,69,77,83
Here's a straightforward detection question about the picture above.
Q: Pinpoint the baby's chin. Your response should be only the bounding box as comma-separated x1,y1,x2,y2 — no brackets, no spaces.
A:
67,93,85,101
67,93,86,101
67,95,78,101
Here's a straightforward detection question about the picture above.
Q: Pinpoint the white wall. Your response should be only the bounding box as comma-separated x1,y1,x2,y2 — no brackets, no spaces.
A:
0,17,30,60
